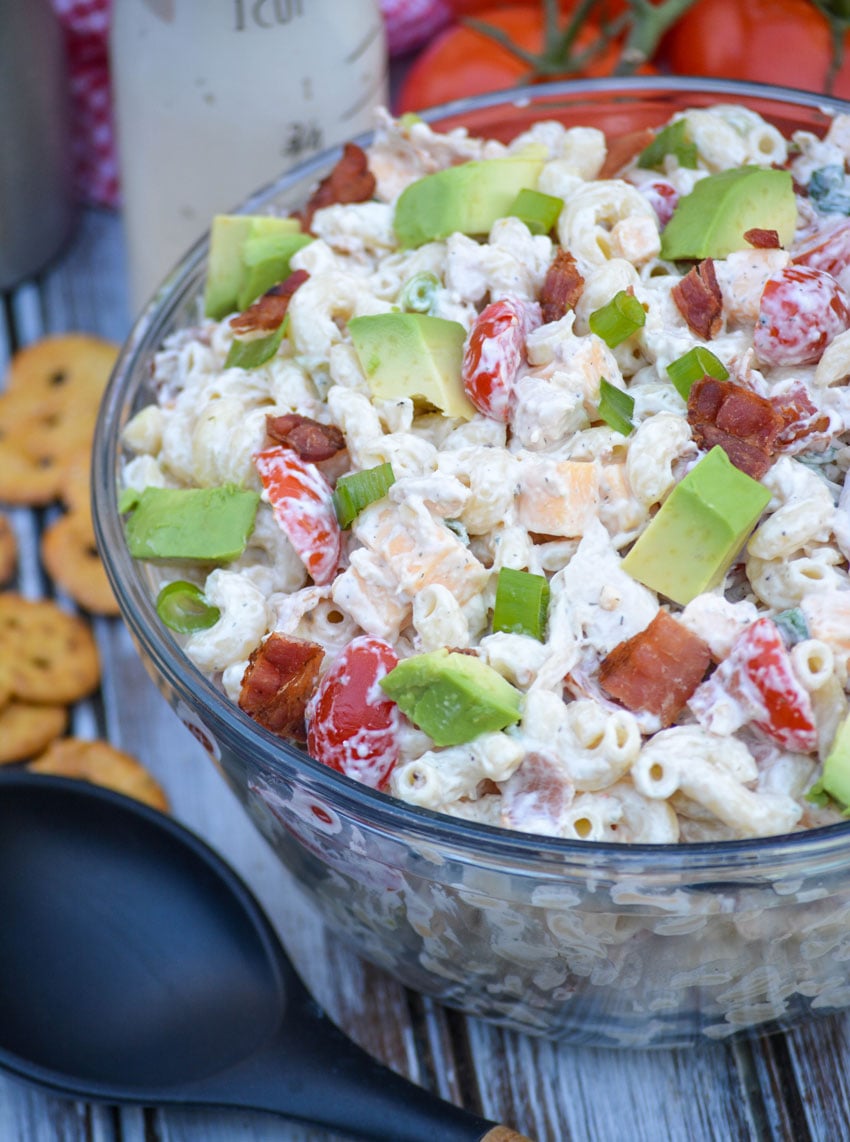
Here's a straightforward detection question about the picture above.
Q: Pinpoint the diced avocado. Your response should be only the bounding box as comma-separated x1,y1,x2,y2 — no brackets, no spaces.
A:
204,214,303,320
237,231,313,311
394,150,546,248
125,484,260,561
814,712,850,808
348,312,475,419
660,167,796,260
380,648,522,746
621,446,771,606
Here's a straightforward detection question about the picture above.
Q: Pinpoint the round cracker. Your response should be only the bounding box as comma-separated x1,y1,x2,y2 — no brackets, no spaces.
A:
0,593,100,703
0,512,16,585
41,512,119,616
4,334,118,405
0,390,101,507
59,450,92,515
0,335,117,507
0,700,68,765
28,737,169,812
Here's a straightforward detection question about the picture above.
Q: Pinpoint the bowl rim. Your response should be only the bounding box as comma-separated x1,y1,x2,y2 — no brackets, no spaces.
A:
94,75,850,874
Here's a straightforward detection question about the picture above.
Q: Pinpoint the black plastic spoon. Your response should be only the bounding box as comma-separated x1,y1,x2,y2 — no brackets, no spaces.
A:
0,771,529,1142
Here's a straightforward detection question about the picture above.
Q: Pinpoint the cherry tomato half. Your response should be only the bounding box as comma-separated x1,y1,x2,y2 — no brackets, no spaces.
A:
754,265,850,368
306,636,402,790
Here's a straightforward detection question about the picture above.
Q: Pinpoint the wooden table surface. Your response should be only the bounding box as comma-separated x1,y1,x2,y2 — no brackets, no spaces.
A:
3,207,850,1142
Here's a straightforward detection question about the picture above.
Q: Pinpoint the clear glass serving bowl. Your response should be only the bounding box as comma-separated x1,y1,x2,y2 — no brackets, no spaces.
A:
94,77,850,1049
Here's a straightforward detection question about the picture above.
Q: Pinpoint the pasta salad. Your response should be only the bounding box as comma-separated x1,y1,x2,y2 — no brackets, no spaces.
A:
120,102,850,845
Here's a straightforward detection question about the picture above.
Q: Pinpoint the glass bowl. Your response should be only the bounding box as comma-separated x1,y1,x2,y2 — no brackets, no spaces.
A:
93,77,850,1048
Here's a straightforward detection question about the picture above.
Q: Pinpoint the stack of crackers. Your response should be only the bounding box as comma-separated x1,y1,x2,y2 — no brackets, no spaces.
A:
0,334,168,811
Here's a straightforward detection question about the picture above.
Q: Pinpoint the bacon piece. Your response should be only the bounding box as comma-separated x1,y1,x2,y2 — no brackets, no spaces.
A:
230,269,309,334
671,258,723,340
688,377,784,479
540,249,585,323
771,383,832,452
298,142,376,232
744,228,781,249
239,633,325,742
266,413,345,462
500,750,573,836
598,127,655,179
598,610,711,727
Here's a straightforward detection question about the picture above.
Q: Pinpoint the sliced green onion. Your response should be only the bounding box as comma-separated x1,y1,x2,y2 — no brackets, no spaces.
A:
333,462,395,528
118,486,141,514
225,314,289,370
508,187,564,236
598,378,635,436
666,345,729,400
637,119,698,171
400,271,440,314
588,290,646,348
774,607,809,646
805,780,831,808
156,580,221,633
492,567,550,641
398,112,423,129
809,164,850,214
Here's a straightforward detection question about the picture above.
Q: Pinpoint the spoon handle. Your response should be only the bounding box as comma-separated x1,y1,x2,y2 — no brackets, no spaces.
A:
189,1000,532,1141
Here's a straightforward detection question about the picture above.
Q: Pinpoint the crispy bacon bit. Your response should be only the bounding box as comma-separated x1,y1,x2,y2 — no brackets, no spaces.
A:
598,610,711,727
298,142,376,232
671,258,723,340
688,377,784,479
266,413,345,462
771,383,832,452
239,633,324,742
598,128,655,179
744,228,781,249
540,249,585,323
500,750,573,835
230,269,309,334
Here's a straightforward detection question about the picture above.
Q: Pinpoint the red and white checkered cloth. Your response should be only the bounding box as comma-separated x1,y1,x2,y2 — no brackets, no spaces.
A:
52,0,119,208
52,0,451,209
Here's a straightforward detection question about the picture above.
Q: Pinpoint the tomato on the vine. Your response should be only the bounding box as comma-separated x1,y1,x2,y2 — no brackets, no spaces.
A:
396,3,653,114
661,0,850,99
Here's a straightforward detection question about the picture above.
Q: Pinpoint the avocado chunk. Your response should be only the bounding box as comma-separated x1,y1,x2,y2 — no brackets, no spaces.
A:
380,648,523,746
125,484,260,561
660,167,796,260
394,150,546,248
621,446,771,605
348,312,475,419
204,214,304,320
813,712,850,809
237,231,313,311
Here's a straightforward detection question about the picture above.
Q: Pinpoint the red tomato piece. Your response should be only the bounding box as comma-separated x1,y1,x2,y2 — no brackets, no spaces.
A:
754,265,850,367
462,297,541,422
255,445,341,585
792,219,850,280
694,618,817,753
637,178,679,227
306,636,402,789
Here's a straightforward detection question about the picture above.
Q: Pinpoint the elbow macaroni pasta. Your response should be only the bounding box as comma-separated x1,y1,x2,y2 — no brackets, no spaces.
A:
122,100,850,849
